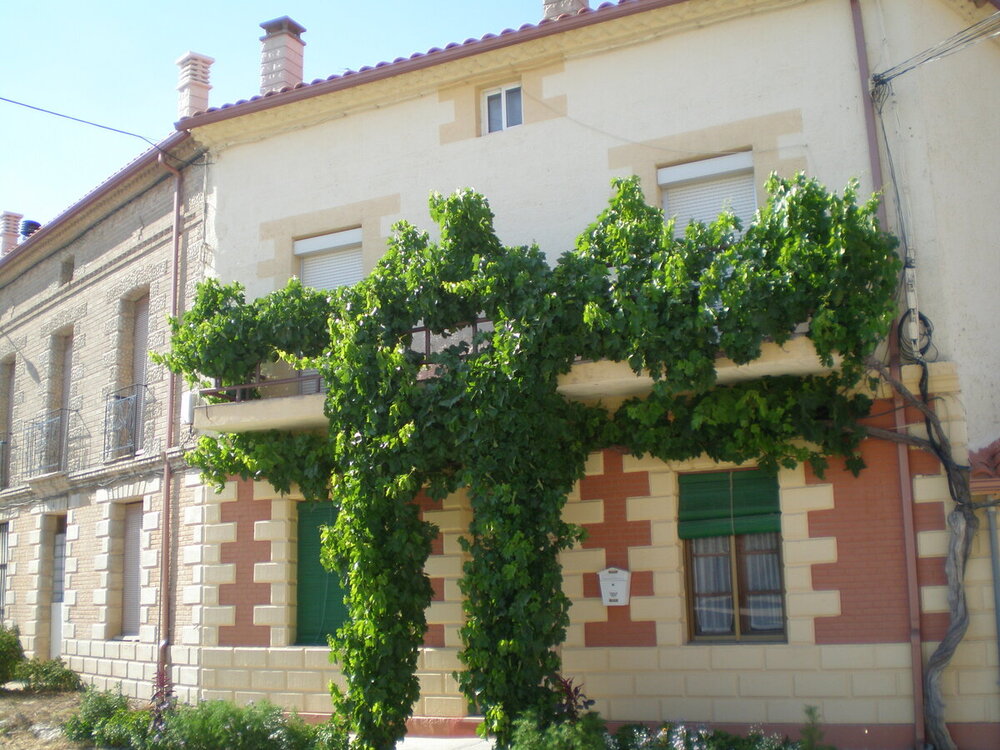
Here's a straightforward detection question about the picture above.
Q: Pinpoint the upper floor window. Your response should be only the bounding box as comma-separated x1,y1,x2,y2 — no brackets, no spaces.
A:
0,358,13,489
106,293,149,462
483,84,522,134
294,227,364,291
658,152,756,238
679,469,785,642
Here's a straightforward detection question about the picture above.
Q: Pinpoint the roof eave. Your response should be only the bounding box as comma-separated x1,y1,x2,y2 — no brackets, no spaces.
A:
0,131,191,269
174,0,692,131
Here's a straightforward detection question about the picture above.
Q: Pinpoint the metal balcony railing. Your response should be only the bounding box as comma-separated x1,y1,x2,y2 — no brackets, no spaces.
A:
104,384,145,462
24,409,71,476
199,318,493,403
0,433,10,489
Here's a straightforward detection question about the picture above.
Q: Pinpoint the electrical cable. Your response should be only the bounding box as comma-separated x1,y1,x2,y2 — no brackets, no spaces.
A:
872,11,1000,86
0,95,165,151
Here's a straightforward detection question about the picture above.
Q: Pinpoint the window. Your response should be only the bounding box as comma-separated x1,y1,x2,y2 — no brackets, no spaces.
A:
0,358,13,489
658,152,756,238
294,227,364,291
483,84,522,134
105,294,148,461
0,522,9,621
294,229,364,394
295,502,348,645
60,257,74,286
679,470,785,640
49,516,67,658
28,332,73,475
120,502,142,637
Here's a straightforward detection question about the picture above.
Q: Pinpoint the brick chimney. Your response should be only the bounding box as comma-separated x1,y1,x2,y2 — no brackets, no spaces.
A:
259,17,306,95
543,0,589,19
176,52,214,119
1,211,22,256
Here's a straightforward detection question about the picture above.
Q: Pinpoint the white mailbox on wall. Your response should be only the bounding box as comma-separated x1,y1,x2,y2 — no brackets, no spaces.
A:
597,567,631,606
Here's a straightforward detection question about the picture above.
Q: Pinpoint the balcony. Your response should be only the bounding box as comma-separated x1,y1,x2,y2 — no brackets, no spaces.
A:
23,409,71,476
104,384,145,462
194,332,834,435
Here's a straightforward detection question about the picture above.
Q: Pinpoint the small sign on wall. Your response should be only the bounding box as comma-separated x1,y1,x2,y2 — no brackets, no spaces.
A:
597,567,631,606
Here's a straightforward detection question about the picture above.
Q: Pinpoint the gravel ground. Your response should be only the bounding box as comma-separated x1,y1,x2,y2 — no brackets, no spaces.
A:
0,688,86,749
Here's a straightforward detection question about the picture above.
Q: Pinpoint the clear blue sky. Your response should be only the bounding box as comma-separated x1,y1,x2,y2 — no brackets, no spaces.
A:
1,0,546,225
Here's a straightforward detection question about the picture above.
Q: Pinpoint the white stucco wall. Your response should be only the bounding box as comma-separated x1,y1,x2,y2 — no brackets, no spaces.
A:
862,0,1000,450
193,0,997,447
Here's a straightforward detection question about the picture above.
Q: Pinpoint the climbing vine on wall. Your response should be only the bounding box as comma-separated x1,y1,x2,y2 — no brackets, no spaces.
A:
158,174,900,749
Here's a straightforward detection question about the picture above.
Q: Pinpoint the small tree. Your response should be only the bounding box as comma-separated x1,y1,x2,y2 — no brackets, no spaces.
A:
162,175,949,749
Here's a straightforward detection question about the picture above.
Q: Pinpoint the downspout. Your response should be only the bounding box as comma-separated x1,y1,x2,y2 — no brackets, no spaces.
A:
849,2,926,746
156,152,183,698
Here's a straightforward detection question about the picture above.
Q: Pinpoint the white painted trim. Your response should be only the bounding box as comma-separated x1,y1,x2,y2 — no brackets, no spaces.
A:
293,227,363,257
657,151,754,186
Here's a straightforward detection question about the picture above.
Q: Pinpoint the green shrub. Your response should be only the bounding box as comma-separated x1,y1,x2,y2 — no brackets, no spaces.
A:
800,706,836,750
95,708,150,749
64,689,351,750
14,657,82,692
510,711,607,750
155,699,315,750
609,723,799,750
63,686,130,742
0,624,25,684
310,720,351,750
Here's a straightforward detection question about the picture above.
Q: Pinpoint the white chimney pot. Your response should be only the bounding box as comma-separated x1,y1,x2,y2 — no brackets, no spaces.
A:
176,52,214,120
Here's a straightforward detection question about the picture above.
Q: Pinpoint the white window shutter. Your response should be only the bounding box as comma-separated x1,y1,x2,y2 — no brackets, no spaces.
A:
659,152,756,237
664,172,756,236
132,295,149,386
121,503,142,636
300,247,364,291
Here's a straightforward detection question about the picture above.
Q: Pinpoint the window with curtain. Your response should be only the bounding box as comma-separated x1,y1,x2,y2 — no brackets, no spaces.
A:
679,470,785,641
295,502,349,646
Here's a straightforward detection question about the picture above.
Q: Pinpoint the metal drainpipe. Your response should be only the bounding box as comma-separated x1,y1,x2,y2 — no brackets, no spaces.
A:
156,153,183,697
988,503,1000,687
850,2,926,746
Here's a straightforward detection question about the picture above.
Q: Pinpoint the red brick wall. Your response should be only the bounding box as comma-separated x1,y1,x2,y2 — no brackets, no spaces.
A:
806,399,947,644
580,450,656,647
218,480,272,647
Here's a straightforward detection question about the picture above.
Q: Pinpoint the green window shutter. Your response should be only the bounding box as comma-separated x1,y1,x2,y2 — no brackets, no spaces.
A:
296,502,349,646
678,470,780,539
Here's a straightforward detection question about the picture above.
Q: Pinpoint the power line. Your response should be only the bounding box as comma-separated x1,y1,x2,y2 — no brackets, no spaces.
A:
0,95,161,149
872,10,1000,86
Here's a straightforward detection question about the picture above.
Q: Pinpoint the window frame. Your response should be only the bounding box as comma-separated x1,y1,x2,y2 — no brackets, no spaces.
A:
658,151,756,238
679,469,786,643
294,227,364,291
482,83,523,134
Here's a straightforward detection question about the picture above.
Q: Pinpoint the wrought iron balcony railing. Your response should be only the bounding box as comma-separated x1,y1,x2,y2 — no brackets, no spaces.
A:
104,384,145,462
23,409,71,476
199,318,493,403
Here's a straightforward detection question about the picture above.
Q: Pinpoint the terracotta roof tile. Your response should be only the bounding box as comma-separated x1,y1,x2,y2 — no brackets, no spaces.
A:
176,0,639,127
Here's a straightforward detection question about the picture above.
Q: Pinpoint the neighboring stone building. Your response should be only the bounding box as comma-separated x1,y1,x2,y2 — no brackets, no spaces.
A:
0,130,207,698
1,1,998,748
